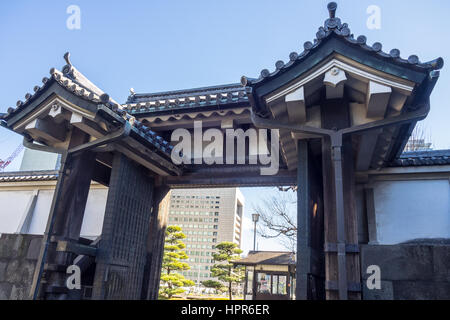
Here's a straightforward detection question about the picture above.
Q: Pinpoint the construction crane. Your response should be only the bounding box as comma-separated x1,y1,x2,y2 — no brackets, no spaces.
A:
0,144,24,172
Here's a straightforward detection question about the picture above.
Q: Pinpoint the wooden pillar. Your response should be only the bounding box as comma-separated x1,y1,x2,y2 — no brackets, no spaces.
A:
342,137,361,300
320,99,361,300
30,128,96,300
296,140,326,300
296,140,310,300
322,135,361,300
92,153,155,300
322,136,339,300
141,186,170,300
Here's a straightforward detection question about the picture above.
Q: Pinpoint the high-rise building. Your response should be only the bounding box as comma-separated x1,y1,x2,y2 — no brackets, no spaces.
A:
168,188,244,285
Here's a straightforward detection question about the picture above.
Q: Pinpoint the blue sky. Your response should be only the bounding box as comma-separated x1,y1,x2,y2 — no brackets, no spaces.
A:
1,0,449,252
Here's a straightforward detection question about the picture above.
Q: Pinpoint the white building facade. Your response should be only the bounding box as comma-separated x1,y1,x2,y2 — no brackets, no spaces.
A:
168,188,244,284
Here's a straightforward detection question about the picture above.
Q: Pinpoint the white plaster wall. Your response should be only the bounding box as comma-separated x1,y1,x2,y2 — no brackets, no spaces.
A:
373,179,450,244
80,189,108,238
28,190,54,234
0,187,108,238
0,190,36,234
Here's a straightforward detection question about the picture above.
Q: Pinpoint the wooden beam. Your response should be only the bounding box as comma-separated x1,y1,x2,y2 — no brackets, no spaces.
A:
25,118,67,143
92,153,155,300
286,86,306,123
389,90,408,112
355,130,381,171
55,240,98,257
221,119,234,129
70,113,107,138
142,186,170,300
296,140,310,300
366,81,392,118
342,137,362,300
30,129,97,300
164,168,297,188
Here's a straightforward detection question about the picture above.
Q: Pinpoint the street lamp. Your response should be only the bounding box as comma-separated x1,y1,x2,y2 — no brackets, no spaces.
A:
252,213,260,251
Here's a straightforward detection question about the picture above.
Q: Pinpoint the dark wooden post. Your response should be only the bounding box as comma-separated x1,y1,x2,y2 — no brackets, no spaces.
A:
342,137,361,300
322,136,339,300
322,134,362,300
141,186,170,300
320,99,362,300
30,128,96,300
92,153,155,300
296,140,310,300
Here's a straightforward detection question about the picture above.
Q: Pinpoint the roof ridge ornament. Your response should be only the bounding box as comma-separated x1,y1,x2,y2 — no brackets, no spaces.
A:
63,52,72,66
62,52,76,79
324,2,342,31
328,2,337,18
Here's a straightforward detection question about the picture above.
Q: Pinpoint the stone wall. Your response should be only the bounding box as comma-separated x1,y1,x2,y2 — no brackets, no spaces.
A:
0,234,42,300
361,243,450,300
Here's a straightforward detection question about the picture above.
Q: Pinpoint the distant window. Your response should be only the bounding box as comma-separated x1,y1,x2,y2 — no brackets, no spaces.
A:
246,270,254,295
273,275,287,295
257,273,271,294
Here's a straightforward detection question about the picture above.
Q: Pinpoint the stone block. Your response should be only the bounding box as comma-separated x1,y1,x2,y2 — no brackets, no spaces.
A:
0,261,7,282
26,237,42,261
436,282,450,299
432,246,450,282
0,235,15,259
361,245,434,281
393,281,440,300
0,234,35,259
362,280,393,300
0,283,12,300
9,285,26,300
5,260,21,284
20,260,37,284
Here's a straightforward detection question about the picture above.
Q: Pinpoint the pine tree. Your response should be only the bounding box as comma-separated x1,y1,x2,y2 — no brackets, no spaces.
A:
159,226,195,299
210,242,244,300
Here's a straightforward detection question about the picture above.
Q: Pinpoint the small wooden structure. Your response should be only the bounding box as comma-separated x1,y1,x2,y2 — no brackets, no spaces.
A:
233,251,296,300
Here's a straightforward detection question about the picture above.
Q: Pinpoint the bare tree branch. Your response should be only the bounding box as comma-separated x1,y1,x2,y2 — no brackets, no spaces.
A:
253,188,297,252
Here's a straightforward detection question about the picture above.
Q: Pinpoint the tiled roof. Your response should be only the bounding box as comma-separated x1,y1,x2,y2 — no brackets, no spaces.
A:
122,83,248,115
0,53,174,157
233,251,295,266
0,171,58,182
390,150,450,167
241,2,444,87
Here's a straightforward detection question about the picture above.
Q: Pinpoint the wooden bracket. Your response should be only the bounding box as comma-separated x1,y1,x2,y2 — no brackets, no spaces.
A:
325,281,361,293
324,243,360,253
55,240,98,257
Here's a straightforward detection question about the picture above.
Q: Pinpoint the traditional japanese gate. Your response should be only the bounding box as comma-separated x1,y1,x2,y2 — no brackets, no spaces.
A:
0,3,442,300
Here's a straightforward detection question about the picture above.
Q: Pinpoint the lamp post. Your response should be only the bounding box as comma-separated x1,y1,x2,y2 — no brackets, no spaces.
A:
252,213,260,251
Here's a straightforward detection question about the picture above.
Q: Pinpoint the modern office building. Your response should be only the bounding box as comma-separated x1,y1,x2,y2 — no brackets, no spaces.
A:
168,188,244,284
